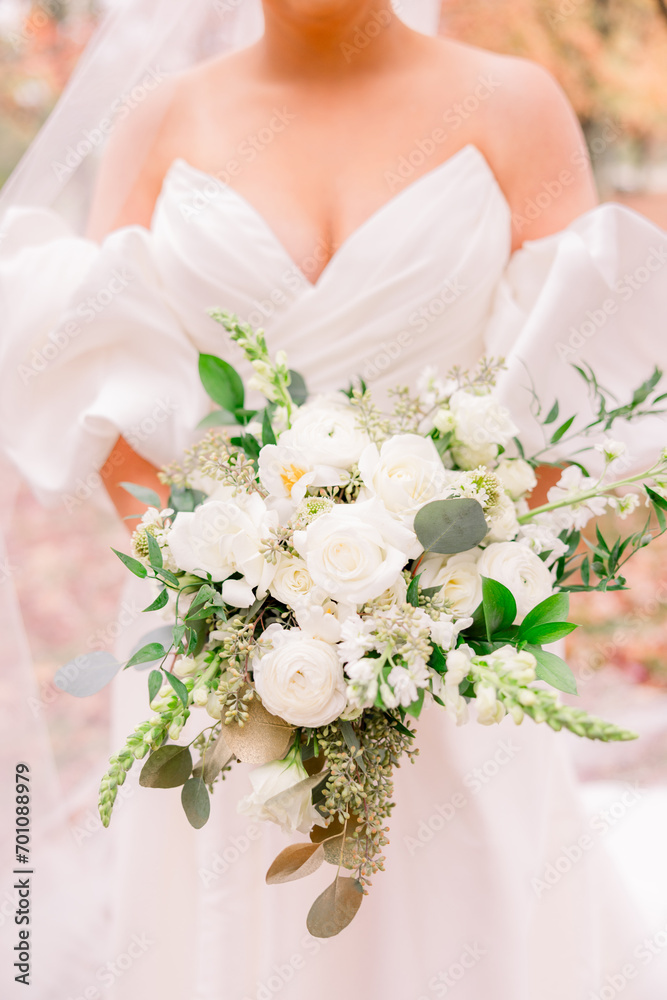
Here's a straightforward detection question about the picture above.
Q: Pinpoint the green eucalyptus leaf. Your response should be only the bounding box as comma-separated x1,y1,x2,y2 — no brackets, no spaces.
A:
168,486,207,513
198,354,245,411
288,370,308,405
414,499,487,556
181,777,211,829
139,745,193,788
197,409,238,429
54,651,121,698
119,482,162,508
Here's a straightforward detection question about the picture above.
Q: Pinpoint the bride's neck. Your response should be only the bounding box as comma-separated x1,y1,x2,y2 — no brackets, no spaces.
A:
257,1,412,78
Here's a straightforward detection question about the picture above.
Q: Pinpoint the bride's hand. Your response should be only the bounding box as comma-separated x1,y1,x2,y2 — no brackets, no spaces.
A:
102,436,170,530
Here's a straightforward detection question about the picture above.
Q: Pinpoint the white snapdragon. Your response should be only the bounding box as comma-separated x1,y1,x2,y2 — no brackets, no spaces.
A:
475,682,506,725
440,647,472,725
358,434,448,519
476,542,554,623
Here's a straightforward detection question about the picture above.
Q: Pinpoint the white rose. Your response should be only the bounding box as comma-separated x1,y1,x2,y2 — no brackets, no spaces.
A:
293,498,416,605
419,550,483,617
476,541,554,623
269,554,324,610
237,749,325,835
358,434,448,518
252,624,347,726
449,389,518,450
495,458,537,500
451,441,500,470
280,394,370,469
168,492,277,599
485,493,520,543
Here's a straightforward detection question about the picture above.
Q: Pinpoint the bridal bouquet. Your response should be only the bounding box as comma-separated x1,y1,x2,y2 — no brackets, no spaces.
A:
60,312,667,936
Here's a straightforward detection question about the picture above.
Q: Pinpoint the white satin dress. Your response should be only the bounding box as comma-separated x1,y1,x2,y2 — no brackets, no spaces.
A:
1,144,666,1000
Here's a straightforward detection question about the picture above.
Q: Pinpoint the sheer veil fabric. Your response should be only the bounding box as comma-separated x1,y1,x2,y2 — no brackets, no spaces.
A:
1,2,667,999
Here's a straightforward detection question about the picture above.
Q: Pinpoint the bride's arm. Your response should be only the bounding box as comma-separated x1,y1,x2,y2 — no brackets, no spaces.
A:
87,80,184,525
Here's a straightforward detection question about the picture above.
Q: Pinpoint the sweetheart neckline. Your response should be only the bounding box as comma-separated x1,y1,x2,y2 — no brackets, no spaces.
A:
165,144,506,290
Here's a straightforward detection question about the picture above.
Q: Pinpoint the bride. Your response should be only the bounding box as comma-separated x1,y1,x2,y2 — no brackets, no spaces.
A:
1,1,666,998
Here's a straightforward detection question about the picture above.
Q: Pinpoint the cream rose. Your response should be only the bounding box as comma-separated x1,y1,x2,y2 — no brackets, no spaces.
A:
419,549,483,617
293,498,416,605
495,458,538,500
476,541,554,623
279,395,370,469
237,748,325,834
358,434,448,518
168,491,277,601
269,554,324,610
252,624,347,727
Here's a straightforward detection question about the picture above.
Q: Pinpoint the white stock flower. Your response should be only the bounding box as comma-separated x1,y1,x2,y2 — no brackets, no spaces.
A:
338,614,378,663
546,466,609,531
595,439,627,464
429,613,473,651
252,624,346,727
358,434,448,518
237,750,325,835
294,498,416,605
495,458,537,500
168,491,277,601
608,493,641,519
450,389,518,462
280,394,370,469
476,542,554,623
419,550,483,617
387,659,430,708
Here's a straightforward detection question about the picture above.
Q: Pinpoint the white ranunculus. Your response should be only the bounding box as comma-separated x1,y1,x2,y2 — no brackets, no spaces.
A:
252,624,347,727
476,541,554,623
168,492,277,597
279,394,370,469
258,444,344,504
495,458,537,500
449,389,518,450
293,498,416,605
485,493,520,543
419,550,483,617
237,749,325,834
269,553,323,610
358,434,448,518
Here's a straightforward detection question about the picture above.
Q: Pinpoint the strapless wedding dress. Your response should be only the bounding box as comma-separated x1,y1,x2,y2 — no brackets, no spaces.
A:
1,144,666,1000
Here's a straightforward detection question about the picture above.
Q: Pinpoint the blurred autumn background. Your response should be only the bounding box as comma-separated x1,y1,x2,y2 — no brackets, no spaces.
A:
1,0,666,794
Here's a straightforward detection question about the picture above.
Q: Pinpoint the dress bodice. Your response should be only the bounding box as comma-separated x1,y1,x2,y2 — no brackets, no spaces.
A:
0,147,665,500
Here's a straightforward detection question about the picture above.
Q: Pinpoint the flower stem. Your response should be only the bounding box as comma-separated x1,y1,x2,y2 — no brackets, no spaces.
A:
518,465,661,524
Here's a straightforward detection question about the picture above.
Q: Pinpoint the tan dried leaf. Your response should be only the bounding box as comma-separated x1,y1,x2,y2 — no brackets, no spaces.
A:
224,698,294,764
266,843,325,884
201,729,234,784
322,833,357,870
306,877,364,938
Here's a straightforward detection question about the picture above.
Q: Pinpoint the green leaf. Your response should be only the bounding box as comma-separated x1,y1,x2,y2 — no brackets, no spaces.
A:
198,354,245,412
520,622,578,645
181,777,211,829
405,688,425,719
429,644,447,675
148,669,162,703
146,532,163,569
197,409,238,429
519,593,570,634
581,556,591,588
544,401,559,425
142,588,169,613
126,642,167,668
414,498,488,556
339,720,360,754
646,486,667,511
481,576,517,638
156,567,181,587
262,408,277,447
139,745,193,788
631,367,662,406
525,645,578,695
165,671,189,709
288,370,308,405
550,415,576,443
168,486,207,513
406,574,421,608
112,548,147,579
119,482,162,508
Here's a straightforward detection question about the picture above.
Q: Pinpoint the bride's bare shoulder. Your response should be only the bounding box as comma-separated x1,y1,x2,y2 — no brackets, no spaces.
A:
426,37,598,244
